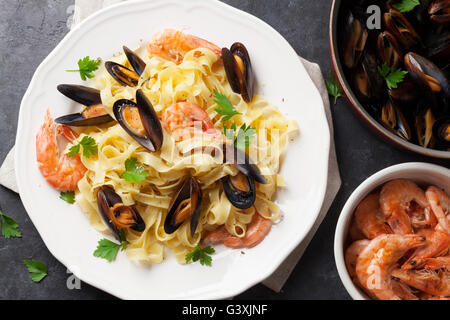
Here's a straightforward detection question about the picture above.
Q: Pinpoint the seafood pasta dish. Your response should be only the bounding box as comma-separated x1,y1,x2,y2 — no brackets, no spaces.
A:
346,179,449,300
36,29,298,264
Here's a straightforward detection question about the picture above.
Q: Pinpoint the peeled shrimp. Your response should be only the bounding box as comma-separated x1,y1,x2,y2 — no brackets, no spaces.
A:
148,29,221,65
355,234,426,300
162,102,218,142
36,109,87,191
391,268,450,297
203,212,272,248
379,179,429,235
402,229,450,269
354,193,392,239
426,186,450,234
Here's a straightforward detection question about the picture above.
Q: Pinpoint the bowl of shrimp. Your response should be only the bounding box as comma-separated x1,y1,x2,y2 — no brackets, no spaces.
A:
334,162,450,300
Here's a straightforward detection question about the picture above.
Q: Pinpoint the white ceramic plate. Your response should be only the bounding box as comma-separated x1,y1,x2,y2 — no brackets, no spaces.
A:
15,0,330,299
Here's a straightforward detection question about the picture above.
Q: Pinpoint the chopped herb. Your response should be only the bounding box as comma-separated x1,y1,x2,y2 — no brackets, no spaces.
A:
68,135,98,158
0,210,21,239
213,90,241,122
93,239,121,262
325,72,343,105
392,0,420,13
24,260,48,283
66,56,101,81
60,191,75,204
120,157,149,183
185,245,215,266
378,63,408,89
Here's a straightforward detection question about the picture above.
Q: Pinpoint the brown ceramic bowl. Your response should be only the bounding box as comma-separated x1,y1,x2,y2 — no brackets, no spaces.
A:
329,0,450,159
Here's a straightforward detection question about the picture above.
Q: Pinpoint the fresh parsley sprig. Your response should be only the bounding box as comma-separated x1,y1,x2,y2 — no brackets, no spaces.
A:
185,245,215,266
325,72,343,105
60,191,75,204
378,63,408,90
121,157,149,183
68,135,98,158
0,210,21,239
224,123,256,150
66,56,101,81
24,260,48,283
94,238,128,262
213,90,241,122
392,0,420,12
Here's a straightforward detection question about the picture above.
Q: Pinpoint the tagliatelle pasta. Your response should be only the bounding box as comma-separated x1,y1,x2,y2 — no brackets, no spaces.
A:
68,44,298,264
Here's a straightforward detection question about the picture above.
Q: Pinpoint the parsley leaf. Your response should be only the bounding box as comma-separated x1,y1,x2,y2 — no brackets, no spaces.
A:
120,157,149,183
66,56,101,81
60,191,75,204
68,135,98,158
392,0,420,12
185,245,215,266
325,72,343,105
0,210,21,239
377,63,408,89
224,123,256,150
213,90,241,122
24,260,48,283
94,239,121,262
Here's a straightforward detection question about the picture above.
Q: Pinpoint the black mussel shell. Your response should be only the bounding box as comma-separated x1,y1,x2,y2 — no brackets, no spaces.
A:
164,177,202,237
433,116,450,147
380,99,412,141
377,31,403,69
105,61,140,87
388,76,418,103
222,143,267,184
415,107,436,148
221,173,256,210
341,11,368,69
383,9,421,50
113,89,163,152
97,185,145,240
352,51,386,103
123,46,146,77
222,42,254,102
55,111,114,127
429,0,450,25
57,84,102,106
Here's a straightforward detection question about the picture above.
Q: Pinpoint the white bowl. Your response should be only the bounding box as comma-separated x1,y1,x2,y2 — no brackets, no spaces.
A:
334,162,450,300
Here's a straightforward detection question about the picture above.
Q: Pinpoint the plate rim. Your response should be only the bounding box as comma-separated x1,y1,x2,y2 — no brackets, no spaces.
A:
15,0,331,299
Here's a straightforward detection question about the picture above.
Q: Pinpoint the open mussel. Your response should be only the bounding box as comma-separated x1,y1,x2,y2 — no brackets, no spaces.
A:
383,8,421,50
164,176,202,237
105,46,146,87
221,144,266,209
352,51,386,103
222,42,254,102
97,185,145,240
377,31,403,69
429,0,450,25
55,84,114,126
113,89,163,152
341,11,368,69
380,99,412,141
415,107,436,148
433,116,450,147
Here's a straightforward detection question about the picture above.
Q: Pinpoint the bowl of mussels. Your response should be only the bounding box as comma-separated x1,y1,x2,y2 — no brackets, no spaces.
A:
330,0,449,158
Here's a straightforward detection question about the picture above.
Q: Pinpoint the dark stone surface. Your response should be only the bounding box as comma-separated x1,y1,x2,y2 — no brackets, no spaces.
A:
0,0,447,300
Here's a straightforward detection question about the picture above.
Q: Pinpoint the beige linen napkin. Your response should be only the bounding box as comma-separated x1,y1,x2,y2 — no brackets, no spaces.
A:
0,0,341,293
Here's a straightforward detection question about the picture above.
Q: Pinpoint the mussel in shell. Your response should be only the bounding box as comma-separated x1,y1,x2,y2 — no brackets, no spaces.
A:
55,84,114,126
380,99,412,141
352,51,386,102
221,144,266,209
97,185,145,240
222,42,254,102
429,0,450,25
415,107,436,148
164,176,202,237
383,8,421,50
341,11,368,70
113,89,163,152
377,31,403,69
105,46,146,87
433,116,450,147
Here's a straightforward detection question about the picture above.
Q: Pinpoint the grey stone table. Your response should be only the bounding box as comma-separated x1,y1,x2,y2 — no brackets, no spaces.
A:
0,0,447,300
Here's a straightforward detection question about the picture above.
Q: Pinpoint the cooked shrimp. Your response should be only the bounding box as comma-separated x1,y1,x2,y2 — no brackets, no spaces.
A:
391,280,419,300
426,186,450,234
162,102,218,142
402,229,450,269
345,239,370,284
355,234,426,300
391,268,450,297
349,219,366,241
424,257,450,271
148,29,221,65
354,193,392,239
203,212,272,248
36,109,87,192
379,179,429,235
